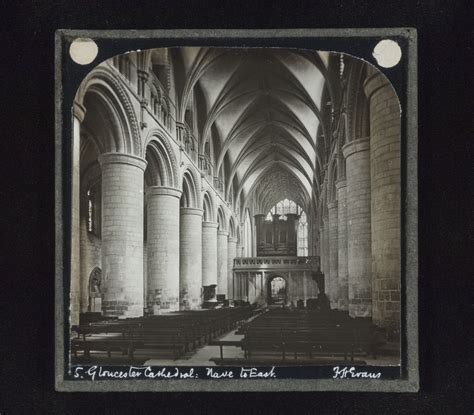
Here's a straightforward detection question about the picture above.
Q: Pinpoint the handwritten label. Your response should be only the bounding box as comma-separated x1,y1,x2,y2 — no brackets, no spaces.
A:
69,365,389,381
73,366,198,380
332,366,382,379
72,366,277,381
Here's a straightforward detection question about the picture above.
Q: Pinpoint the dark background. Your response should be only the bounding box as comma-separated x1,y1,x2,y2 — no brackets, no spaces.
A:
2,0,472,413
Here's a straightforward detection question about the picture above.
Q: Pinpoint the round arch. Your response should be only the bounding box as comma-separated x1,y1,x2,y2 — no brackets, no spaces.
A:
144,132,179,188
217,206,227,230
75,66,141,156
266,274,288,306
202,191,215,222
228,216,237,238
327,153,338,203
181,168,200,208
88,267,102,312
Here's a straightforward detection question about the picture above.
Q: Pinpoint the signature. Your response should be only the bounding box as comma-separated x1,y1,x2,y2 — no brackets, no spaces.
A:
332,366,382,379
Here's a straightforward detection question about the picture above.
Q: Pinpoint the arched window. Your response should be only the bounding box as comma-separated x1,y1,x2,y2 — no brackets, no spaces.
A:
270,198,301,218
87,182,101,237
297,211,308,256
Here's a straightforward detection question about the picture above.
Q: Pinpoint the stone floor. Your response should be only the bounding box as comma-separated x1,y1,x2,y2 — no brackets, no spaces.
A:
144,330,245,366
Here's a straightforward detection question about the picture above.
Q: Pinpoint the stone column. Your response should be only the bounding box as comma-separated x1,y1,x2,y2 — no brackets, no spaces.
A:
70,102,85,325
99,152,147,318
328,201,339,309
180,207,203,310
147,186,182,314
343,138,372,317
79,204,89,313
217,230,229,297
202,221,218,299
318,225,325,293
365,70,401,337
322,215,330,295
227,237,238,299
336,180,349,310
254,214,265,256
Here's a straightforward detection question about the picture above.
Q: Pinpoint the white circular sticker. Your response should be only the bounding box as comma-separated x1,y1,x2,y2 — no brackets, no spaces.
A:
372,39,402,68
69,38,98,65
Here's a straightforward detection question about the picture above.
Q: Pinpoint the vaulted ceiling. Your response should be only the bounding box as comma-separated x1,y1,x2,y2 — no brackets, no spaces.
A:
159,47,336,215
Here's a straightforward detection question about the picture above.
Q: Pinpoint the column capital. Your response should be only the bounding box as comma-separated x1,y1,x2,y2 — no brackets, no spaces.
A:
218,230,229,237
73,101,86,122
202,221,219,229
228,237,238,243
336,179,347,190
147,186,182,199
180,207,203,217
363,70,391,100
99,152,147,171
342,138,370,159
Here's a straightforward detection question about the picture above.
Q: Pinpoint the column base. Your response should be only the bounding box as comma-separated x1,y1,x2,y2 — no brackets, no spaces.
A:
338,298,349,311
349,302,372,318
102,301,143,318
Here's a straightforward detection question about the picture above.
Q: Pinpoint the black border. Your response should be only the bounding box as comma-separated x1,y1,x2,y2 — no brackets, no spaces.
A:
3,0,472,412
60,33,409,385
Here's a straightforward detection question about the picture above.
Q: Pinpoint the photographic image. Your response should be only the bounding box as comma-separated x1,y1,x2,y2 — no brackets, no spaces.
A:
56,29,418,391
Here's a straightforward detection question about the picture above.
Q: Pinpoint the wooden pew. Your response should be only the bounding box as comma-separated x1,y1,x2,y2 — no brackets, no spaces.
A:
71,306,258,363
238,309,377,362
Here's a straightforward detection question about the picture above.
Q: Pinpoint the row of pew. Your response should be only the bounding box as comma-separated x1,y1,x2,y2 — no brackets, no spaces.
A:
71,307,257,364
232,309,384,363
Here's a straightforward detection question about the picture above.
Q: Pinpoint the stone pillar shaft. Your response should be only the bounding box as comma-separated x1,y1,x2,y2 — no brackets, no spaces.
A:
365,71,401,338
323,217,330,295
180,207,203,310
202,221,218,287
147,186,182,314
227,237,238,300
70,104,85,325
343,138,372,317
328,201,339,309
100,152,147,318
336,180,349,310
217,230,229,296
